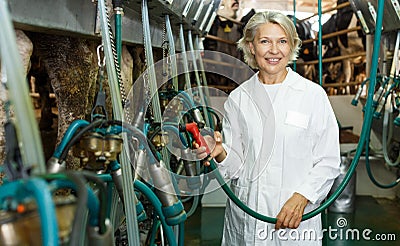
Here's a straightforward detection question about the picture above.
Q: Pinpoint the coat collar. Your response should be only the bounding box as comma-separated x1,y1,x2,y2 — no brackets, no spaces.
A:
284,67,307,91
249,67,306,92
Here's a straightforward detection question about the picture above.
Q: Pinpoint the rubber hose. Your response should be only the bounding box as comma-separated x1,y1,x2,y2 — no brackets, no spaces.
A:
134,180,177,246
365,127,400,188
59,119,105,162
81,171,108,234
63,171,89,246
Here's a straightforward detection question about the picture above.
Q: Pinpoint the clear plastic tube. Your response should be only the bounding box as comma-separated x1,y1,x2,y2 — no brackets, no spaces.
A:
0,0,46,174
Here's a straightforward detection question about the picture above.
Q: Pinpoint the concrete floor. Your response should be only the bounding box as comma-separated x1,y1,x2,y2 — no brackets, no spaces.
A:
184,196,400,245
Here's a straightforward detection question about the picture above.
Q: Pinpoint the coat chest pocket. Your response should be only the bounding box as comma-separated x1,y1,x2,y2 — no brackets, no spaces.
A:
284,111,311,159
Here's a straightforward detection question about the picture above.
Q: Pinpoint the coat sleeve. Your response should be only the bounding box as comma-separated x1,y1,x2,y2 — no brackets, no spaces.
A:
215,94,246,180
294,92,341,204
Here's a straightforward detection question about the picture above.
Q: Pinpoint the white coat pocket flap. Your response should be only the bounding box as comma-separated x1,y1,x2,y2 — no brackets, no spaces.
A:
285,110,309,129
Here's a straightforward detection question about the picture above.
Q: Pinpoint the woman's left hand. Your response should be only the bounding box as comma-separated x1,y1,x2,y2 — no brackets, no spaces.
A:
275,192,309,229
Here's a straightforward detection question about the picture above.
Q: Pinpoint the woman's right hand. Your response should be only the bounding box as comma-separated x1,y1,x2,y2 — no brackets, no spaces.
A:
193,131,226,166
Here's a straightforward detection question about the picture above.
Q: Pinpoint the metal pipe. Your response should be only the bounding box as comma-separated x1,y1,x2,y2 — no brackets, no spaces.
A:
300,1,351,23
302,26,362,45
296,52,366,65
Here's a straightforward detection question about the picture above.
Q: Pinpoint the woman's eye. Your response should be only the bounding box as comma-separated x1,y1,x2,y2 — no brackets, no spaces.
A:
280,39,288,44
261,40,269,44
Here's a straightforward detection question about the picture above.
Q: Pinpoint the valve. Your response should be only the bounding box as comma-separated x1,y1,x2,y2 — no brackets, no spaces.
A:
47,157,66,173
351,86,363,106
182,122,210,155
73,132,123,171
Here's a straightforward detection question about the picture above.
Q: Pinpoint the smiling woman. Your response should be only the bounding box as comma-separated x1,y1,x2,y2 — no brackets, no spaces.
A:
195,10,341,246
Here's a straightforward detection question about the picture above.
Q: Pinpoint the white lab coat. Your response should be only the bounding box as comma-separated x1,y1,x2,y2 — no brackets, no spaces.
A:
218,68,340,245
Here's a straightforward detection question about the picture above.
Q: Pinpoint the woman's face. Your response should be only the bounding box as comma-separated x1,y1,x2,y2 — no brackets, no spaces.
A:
249,22,291,77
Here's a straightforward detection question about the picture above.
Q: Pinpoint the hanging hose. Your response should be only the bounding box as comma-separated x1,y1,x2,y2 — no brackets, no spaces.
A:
91,3,139,240
165,15,179,90
187,31,212,128
148,218,161,245
382,103,400,166
365,130,400,188
26,178,59,245
59,172,89,246
46,176,99,227
81,171,108,234
204,0,387,224
194,35,215,129
178,222,185,246
113,0,123,67
134,180,177,246
52,120,90,159
179,24,192,91
0,0,46,175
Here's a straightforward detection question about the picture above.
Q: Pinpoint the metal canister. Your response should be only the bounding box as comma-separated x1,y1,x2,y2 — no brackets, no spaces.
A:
329,156,356,213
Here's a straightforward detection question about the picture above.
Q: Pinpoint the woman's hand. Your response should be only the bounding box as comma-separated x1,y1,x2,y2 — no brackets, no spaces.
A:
193,131,226,166
275,192,308,229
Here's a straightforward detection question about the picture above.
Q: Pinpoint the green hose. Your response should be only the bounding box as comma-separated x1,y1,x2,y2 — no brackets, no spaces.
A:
115,12,122,68
148,218,161,245
382,110,400,166
208,0,386,223
365,130,400,188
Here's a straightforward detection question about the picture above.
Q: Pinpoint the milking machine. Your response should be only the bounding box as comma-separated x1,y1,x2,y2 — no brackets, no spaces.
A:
349,0,400,188
7,0,398,244
0,1,114,244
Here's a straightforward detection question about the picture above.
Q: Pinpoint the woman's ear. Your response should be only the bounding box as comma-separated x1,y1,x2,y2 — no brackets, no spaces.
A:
249,42,255,55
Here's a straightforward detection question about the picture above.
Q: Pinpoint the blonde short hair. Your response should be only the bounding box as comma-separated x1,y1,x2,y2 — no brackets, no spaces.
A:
237,11,302,69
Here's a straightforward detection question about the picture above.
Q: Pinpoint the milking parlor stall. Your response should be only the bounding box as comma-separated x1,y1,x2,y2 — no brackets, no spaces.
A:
0,0,399,245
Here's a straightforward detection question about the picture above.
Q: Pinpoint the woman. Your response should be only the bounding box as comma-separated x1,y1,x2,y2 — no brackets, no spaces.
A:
197,11,340,245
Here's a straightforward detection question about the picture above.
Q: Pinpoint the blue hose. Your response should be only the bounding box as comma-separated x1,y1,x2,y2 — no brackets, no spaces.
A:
50,179,100,227
26,178,59,246
365,133,400,188
53,119,90,158
134,180,177,246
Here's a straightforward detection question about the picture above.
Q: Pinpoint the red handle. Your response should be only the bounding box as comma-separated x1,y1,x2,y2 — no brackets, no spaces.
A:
185,122,211,154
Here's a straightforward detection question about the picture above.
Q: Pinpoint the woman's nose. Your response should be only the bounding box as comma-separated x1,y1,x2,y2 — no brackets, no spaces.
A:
269,42,279,54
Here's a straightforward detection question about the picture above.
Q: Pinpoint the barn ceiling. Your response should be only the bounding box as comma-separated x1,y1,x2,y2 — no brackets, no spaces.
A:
237,0,340,18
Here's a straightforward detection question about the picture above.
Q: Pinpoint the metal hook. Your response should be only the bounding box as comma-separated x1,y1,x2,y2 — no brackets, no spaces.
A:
97,44,106,67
